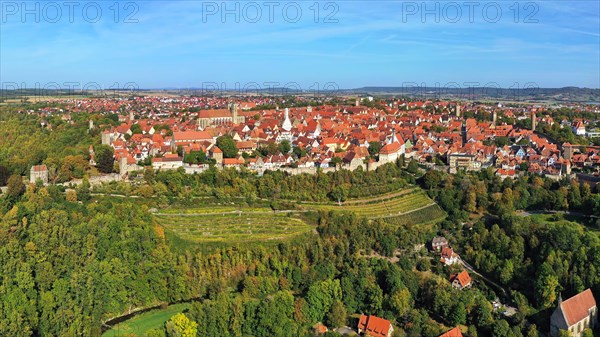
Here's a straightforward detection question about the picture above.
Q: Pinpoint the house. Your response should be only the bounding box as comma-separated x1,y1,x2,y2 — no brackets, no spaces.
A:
152,154,183,170
550,289,597,337
448,153,476,173
313,322,328,335
440,247,459,265
431,236,449,251
439,327,463,337
379,141,403,162
450,271,472,290
30,165,49,184
357,315,393,337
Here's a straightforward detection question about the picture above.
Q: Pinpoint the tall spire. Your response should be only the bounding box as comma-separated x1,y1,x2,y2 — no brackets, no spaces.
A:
282,108,292,132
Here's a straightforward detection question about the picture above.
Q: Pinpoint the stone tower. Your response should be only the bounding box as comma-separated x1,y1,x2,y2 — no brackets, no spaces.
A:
456,104,461,117
531,111,536,131
229,102,239,125
492,110,497,125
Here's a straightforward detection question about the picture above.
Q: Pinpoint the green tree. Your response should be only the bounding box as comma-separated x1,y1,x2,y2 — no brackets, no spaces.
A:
292,146,306,158
130,124,142,134
0,165,9,186
329,185,349,204
165,313,198,337
368,142,382,157
450,302,467,326
279,140,291,154
492,320,511,337
581,328,593,337
95,145,115,173
306,279,342,323
390,288,412,317
6,174,24,199
526,324,539,337
216,136,238,158
558,330,572,337
76,177,91,202
535,263,559,308
325,300,346,328
144,167,156,183
407,160,418,174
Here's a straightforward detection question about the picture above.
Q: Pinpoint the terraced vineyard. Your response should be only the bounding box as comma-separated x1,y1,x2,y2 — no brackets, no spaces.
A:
155,211,312,244
304,188,443,220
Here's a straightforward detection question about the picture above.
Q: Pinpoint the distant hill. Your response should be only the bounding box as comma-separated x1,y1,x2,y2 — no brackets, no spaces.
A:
2,86,599,103
340,86,600,102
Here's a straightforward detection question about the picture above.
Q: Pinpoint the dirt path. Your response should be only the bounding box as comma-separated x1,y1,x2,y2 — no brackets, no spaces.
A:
153,210,306,216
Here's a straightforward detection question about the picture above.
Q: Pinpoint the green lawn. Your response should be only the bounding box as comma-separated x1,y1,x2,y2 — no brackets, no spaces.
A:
529,212,600,236
155,211,313,245
102,303,191,337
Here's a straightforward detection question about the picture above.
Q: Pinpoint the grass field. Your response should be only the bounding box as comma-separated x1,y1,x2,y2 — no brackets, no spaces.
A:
529,212,600,236
155,211,313,244
303,189,441,220
102,303,190,337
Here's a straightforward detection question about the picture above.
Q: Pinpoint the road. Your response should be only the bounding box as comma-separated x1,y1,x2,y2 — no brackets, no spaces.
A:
459,257,518,317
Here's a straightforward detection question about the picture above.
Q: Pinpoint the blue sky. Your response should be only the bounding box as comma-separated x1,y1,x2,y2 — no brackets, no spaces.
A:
1,0,599,89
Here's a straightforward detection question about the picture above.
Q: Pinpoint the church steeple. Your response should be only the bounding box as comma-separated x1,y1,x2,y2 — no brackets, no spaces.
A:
282,108,292,132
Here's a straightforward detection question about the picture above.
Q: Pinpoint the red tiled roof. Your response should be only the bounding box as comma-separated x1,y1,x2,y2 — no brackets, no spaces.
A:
561,289,597,326
439,327,463,337
173,131,212,142
451,271,472,288
380,142,401,155
31,165,48,172
358,315,392,337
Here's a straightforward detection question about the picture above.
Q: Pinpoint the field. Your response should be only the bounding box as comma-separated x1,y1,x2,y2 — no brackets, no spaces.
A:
102,303,190,337
155,187,445,248
303,188,445,222
527,212,600,236
155,210,313,245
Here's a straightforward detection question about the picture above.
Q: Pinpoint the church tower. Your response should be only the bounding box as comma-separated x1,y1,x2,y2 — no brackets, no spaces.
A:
229,102,239,125
282,108,292,132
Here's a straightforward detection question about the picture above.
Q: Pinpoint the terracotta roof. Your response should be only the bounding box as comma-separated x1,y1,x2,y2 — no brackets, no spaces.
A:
173,131,212,142
31,165,48,172
358,315,392,337
380,141,401,155
451,271,472,288
441,247,454,259
198,109,231,118
439,327,463,337
561,289,597,326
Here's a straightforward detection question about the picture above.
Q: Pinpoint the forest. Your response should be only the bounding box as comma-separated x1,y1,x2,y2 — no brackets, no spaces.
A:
1,108,599,337
1,158,600,337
